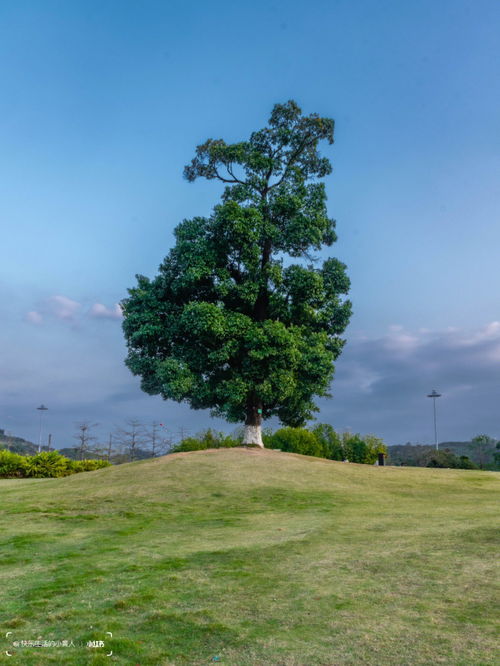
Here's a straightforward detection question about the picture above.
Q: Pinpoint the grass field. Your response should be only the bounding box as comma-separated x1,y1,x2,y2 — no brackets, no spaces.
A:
0,448,498,665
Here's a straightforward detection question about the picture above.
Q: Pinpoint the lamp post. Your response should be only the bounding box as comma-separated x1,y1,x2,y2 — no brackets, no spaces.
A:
36,404,48,453
426,390,441,450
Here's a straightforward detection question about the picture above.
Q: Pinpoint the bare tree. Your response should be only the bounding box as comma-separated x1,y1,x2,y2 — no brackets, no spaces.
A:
74,422,98,460
114,420,147,461
177,426,190,443
86,433,115,461
145,422,173,457
106,433,116,461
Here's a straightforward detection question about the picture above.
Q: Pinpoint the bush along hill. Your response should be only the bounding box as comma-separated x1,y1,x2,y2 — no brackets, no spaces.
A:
0,450,111,478
172,424,388,464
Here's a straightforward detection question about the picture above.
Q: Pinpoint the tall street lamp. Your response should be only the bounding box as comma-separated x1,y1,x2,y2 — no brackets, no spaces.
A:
36,404,48,453
426,390,441,450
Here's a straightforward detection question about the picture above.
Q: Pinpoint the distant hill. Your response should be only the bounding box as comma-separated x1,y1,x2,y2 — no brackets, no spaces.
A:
0,428,38,455
389,440,498,468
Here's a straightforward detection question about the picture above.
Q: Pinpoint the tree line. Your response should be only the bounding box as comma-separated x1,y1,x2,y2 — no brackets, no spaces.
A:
3,424,499,469
62,420,175,462
0,421,176,463
388,435,500,470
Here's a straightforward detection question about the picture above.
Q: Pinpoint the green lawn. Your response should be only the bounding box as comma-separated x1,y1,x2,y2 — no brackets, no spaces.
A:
0,448,498,665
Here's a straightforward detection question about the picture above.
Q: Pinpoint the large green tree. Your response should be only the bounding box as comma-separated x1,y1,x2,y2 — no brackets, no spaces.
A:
122,101,351,446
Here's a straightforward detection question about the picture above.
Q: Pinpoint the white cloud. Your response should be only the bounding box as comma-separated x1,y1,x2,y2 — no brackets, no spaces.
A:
456,320,500,346
25,296,123,326
47,295,81,321
384,327,420,352
89,303,123,319
26,311,43,325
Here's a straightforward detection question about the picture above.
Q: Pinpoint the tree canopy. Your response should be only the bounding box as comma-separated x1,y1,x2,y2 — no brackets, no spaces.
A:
122,100,352,444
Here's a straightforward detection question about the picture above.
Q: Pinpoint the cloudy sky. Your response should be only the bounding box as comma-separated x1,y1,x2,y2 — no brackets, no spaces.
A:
1,0,499,449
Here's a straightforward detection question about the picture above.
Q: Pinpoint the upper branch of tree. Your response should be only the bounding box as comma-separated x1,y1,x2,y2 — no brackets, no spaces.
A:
213,166,242,185
226,164,247,186
267,134,316,192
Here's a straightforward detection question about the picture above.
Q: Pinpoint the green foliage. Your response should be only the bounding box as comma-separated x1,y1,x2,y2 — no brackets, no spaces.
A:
308,430,387,464
122,100,351,429
424,449,479,469
70,459,112,472
168,425,388,464
0,450,27,477
360,434,387,464
24,452,72,478
341,434,368,464
312,423,343,459
268,427,324,457
0,450,111,478
172,437,208,452
425,450,458,468
458,456,478,470
172,429,239,453
264,425,388,464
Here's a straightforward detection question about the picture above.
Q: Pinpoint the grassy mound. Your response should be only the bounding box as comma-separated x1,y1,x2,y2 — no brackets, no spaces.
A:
0,448,498,665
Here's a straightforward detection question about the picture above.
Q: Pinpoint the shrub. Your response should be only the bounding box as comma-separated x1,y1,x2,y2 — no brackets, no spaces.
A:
424,449,459,468
363,434,388,464
198,429,238,449
173,437,209,453
0,450,27,477
340,433,388,464
0,450,111,478
172,429,239,453
458,456,478,470
168,424,388,466
342,434,368,463
70,459,111,472
268,427,323,457
424,449,479,470
312,424,343,460
24,451,72,478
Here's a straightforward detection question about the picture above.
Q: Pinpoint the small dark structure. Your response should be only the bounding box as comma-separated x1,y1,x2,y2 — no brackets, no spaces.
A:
378,453,385,466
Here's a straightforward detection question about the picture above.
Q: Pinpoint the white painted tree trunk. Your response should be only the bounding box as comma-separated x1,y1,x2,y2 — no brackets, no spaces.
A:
243,424,264,447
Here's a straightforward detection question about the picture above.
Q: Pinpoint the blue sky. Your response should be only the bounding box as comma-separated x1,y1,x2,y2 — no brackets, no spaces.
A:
1,0,499,449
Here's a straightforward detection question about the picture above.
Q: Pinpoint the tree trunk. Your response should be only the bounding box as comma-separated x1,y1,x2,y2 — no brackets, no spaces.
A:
243,403,264,447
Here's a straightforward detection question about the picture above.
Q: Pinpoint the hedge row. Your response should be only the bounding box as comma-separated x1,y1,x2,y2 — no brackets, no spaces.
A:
0,450,111,478
172,425,388,465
